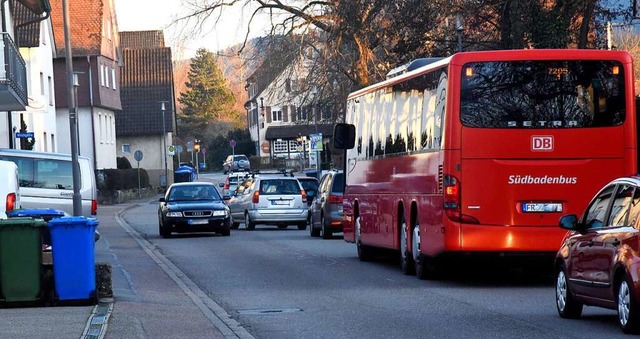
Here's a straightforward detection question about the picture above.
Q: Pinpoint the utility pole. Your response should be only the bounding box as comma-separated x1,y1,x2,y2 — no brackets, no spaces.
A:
161,102,168,188
62,0,82,216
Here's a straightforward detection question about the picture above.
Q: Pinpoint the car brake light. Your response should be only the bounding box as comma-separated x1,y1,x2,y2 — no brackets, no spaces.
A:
328,195,343,204
224,177,230,190
443,174,479,224
253,191,260,203
6,193,16,212
91,200,98,215
301,190,307,201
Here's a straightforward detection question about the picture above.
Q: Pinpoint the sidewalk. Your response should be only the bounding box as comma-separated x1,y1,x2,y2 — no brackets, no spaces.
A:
0,197,229,339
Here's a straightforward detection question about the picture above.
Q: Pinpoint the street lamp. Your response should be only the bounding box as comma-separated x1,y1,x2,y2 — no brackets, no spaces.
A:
161,102,168,188
259,97,264,157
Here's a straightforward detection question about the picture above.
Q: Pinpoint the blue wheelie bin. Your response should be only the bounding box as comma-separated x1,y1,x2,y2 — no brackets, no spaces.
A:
47,217,99,303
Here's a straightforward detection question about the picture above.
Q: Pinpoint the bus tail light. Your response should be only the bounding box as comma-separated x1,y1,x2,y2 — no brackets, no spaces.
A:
328,195,343,204
91,200,98,215
252,191,260,203
443,175,479,224
6,193,16,212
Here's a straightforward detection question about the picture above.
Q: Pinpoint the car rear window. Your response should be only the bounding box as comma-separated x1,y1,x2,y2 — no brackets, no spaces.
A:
260,179,300,195
298,179,318,192
234,155,248,161
1,156,73,190
331,173,344,193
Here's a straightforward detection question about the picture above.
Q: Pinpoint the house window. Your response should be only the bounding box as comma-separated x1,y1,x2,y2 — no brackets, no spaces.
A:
111,68,116,90
51,134,55,152
43,132,47,152
104,66,109,88
39,72,44,95
98,114,104,143
48,76,53,106
273,140,288,153
272,109,283,122
100,65,105,86
297,107,307,121
289,140,298,152
122,144,131,153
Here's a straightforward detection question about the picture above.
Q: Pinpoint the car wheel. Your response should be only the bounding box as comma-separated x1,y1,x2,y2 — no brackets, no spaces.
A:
321,215,332,239
618,274,640,333
355,216,373,261
245,213,255,230
221,227,231,237
400,219,415,275
159,218,170,238
555,265,583,319
309,215,320,237
231,221,240,229
297,223,307,230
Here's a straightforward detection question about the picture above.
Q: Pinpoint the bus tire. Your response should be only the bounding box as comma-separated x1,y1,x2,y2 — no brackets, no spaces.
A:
356,216,374,261
413,224,441,280
400,219,415,275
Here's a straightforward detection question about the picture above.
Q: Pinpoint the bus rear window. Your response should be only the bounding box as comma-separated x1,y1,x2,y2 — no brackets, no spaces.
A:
460,60,626,128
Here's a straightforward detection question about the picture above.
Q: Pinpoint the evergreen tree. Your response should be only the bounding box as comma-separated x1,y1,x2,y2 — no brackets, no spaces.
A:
178,48,237,137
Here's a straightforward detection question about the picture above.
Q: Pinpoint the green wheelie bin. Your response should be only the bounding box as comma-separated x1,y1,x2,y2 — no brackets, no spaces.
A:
0,217,46,304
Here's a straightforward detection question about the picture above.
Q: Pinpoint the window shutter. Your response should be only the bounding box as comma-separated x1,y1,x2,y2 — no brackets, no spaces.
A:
291,106,297,122
266,106,272,123
283,106,289,122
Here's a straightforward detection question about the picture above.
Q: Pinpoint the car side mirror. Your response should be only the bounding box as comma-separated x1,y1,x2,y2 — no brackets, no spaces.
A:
219,182,224,187
559,214,580,231
159,197,166,202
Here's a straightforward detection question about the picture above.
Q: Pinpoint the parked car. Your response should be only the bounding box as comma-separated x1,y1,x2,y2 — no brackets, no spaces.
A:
158,182,231,238
554,176,640,334
309,170,344,238
0,160,20,219
222,155,250,174
0,149,97,217
227,174,308,230
219,172,249,198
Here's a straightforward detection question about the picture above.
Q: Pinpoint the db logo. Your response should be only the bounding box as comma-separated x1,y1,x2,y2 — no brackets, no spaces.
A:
532,136,553,151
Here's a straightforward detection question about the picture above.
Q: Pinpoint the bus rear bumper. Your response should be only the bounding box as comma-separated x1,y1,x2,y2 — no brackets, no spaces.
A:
456,224,567,252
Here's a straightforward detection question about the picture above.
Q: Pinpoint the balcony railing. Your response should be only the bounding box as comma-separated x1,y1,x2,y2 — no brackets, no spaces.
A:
0,33,27,111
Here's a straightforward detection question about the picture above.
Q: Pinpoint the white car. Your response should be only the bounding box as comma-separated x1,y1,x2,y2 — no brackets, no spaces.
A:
227,175,308,230
0,160,20,219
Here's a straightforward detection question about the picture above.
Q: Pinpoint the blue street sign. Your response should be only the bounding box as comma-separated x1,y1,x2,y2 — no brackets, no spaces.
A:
15,132,34,138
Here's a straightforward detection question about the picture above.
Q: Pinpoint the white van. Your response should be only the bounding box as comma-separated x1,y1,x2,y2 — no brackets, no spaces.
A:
0,160,20,219
0,149,97,217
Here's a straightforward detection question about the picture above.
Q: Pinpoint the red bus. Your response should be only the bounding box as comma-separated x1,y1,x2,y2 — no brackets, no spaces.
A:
333,49,637,279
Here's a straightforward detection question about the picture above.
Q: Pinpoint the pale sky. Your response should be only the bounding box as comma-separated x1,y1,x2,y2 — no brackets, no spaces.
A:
114,0,268,60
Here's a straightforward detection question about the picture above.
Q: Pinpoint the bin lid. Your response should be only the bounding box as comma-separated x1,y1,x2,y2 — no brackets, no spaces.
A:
0,217,47,227
7,209,66,218
47,216,99,228
175,169,193,174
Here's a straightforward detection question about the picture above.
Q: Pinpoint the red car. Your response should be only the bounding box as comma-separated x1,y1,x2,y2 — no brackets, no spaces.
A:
555,176,640,334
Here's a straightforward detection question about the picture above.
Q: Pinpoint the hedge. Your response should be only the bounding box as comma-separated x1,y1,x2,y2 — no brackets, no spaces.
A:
96,168,150,190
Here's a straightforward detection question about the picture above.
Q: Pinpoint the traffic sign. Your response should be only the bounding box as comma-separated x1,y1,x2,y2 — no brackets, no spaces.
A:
186,141,193,152
167,145,175,155
16,132,34,138
230,139,236,148
202,148,206,155
134,150,143,161
176,145,183,153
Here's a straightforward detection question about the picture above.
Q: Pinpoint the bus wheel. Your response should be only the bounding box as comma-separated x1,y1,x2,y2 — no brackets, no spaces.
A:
356,216,373,261
400,219,415,275
413,224,440,280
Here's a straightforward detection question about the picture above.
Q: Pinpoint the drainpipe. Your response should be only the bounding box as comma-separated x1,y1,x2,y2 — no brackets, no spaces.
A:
87,56,97,170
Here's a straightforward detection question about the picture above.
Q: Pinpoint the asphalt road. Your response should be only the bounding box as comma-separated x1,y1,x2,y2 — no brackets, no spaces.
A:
120,173,628,339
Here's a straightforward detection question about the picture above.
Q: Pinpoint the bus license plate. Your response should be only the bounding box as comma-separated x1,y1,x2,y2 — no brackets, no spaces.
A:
522,203,563,213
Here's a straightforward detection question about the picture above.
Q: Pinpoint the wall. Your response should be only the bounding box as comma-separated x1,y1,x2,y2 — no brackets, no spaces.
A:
116,133,174,187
